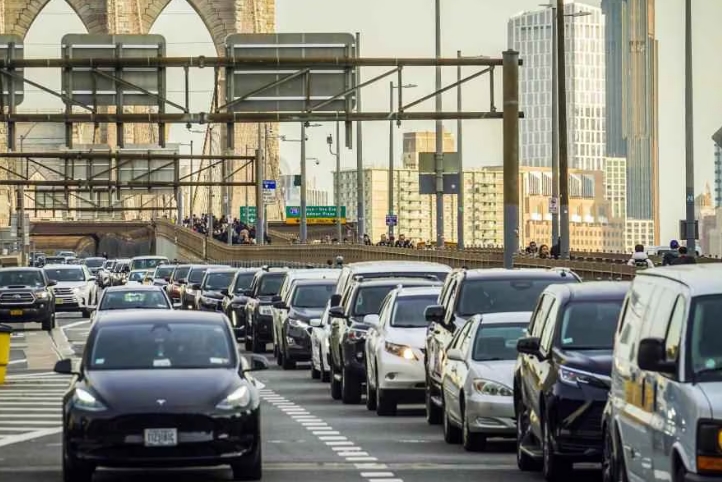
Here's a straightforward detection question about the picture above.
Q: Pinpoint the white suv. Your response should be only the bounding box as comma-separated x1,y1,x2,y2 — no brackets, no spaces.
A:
43,264,98,318
364,285,442,415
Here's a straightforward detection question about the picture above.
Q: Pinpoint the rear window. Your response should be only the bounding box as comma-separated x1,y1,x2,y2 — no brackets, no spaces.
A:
291,283,335,308
131,258,167,271
173,266,190,281
259,275,285,296
472,322,528,361
188,268,208,283
154,265,175,278
456,277,577,317
84,258,105,268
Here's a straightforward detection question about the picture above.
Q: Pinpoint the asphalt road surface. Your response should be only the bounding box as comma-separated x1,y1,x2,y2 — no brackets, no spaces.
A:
0,312,603,482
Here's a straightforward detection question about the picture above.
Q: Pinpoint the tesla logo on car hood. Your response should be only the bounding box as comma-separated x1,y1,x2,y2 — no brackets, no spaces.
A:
156,399,166,406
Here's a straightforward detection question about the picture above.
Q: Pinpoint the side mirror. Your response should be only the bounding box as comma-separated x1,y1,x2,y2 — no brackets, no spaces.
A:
637,337,676,373
191,283,202,290
516,336,542,358
363,314,380,327
165,277,171,282
309,318,322,328
47,279,57,286
273,301,287,309
329,306,346,319
53,358,78,375
271,295,282,303
243,354,269,372
330,293,342,307
221,288,229,297
446,348,464,362
425,305,445,323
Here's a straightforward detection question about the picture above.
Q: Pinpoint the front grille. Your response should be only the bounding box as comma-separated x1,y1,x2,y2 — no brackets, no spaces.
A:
0,291,34,304
100,413,215,436
570,403,604,435
53,287,74,296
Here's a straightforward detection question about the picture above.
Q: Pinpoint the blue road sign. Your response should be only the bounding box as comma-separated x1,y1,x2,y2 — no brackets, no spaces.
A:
263,180,276,190
385,214,398,226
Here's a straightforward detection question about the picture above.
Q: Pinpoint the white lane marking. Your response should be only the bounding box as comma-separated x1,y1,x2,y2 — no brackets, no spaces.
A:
0,427,63,448
313,431,339,435
318,436,347,441
325,441,353,446
361,473,395,477
368,479,403,482
339,451,369,457
0,414,60,418
7,359,27,365
355,463,389,470
61,320,91,330
333,446,361,451
346,456,378,462
0,408,61,412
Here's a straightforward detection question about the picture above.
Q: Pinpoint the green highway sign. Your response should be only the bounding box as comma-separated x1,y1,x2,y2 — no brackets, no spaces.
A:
239,206,257,224
285,206,347,225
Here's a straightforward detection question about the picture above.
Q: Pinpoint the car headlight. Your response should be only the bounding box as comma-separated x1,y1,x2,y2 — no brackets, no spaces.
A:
34,290,48,299
216,385,251,410
696,422,722,473
72,387,107,411
231,302,246,309
258,305,273,316
472,379,513,397
347,327,367,342
186,288,195,295
558,366,605,387
200,296,217,304
288,318,308,328
384,342,416,360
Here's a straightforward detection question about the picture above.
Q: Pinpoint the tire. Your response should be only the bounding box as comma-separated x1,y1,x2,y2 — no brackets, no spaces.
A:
41,312,55,332
63,440,94,482
231,442,262,481
321,364,331,383
341,366,362,404
365,370,377,411
462,408,486,452
543,416,571,481
425,380,442,425
251,335,264,354
376,387,397,416
81,308,91,319
330,367,342,400
244,337,253,352
603,426,628,482
442,398,462,444
516,406,541,471
282,350,296,370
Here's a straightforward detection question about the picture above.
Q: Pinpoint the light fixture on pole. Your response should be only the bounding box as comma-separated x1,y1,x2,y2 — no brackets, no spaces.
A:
388,82,417,238
327,124,343,242
298,122,321,243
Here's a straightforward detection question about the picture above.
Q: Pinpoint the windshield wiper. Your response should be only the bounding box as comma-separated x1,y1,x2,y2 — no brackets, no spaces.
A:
475,357,506,361
393,324,427,328
695,366,722,379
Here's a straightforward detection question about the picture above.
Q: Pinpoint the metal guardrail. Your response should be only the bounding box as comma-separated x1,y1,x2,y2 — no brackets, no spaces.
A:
154,219,637,280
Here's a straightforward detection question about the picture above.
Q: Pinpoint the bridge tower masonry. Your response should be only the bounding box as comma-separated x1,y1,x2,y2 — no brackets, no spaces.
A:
0,0,280,225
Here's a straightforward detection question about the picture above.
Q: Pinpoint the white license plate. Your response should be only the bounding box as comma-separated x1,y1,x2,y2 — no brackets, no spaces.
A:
143,428,178,447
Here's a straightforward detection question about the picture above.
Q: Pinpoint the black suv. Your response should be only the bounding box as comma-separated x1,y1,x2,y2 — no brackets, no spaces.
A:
514,281,629,480
424,268,582,425
0,267,57,330
328,276,443,404
195,267,238,312
243,269,289,353
221,268,260,341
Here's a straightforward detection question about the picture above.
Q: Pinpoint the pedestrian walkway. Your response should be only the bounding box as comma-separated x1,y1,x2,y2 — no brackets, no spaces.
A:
0,371,70,447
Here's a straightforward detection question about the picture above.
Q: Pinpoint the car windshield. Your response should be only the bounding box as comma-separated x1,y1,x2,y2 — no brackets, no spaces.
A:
154,266,175,278
391,294,440,327
456,278,577,317
689,296,722,378
188,268,208,283
84,258,104,268
88,322,233,370
44,268,86,282
232,273,255,293
472,322,528,361
203,272,235,291
130,258,166,270
353,285,402,317
173,266,190,281
259,275,284,296
102,261,115,269
292,283,335,308
558,300,624,350
128,271,146,282
0,270,45,287
99,291,170,310
45,257,65,264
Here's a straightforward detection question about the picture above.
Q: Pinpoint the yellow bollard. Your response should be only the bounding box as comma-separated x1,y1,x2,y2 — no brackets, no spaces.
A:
0,324,11,385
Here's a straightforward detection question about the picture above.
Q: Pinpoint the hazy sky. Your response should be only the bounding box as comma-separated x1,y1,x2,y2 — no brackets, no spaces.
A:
19,0,722,243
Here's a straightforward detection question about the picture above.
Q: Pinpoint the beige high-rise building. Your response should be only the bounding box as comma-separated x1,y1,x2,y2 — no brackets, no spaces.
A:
402,130,456,169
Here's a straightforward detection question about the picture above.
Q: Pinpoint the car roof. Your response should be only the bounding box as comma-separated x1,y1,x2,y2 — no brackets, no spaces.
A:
461,268,580,280
636,264,722,297
352,278,442,288
345,261,452,273
95,309,226,326
131,255,167,260
205,267,238,274
395,286,442,297
0,267,44,272
286,269,340,280
103,284,166,292
43,264,82,269
293,278,338,286
543,281,630,301
476,311,534,325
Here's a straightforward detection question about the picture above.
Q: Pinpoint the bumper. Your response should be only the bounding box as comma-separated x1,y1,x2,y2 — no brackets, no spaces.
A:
284,323,312,361
182,293,197,310
65,408,260,469
341,339,366,378
548,384,608,460
466,393,515,435
252,314,273,343
377,349,425,392
0,303,52,323
198,299,223,312
684,473,722,482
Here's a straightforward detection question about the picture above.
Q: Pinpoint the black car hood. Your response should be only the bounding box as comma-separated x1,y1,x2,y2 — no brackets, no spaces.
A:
559,349,613,377
201,290,224,300
257,295,276,303
288,307,324,320
229,294,250,304
86,368,240,410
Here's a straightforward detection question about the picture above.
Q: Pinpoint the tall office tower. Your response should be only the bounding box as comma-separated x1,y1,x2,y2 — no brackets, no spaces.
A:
508,2,606,171
602,0,659,243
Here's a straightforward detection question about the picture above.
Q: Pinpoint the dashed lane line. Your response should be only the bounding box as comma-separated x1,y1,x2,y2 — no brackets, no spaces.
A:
258,388,403,482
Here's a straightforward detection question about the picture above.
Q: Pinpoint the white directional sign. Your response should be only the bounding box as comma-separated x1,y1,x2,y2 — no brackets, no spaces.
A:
548,196,559,214
263,180,276,205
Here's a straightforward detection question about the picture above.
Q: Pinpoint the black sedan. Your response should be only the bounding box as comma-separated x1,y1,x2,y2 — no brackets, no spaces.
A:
54,310,269,482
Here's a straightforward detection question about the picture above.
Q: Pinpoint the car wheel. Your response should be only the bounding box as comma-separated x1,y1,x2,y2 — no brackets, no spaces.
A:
462,406,485,452
365,368,377,411
376,386,397,417
231,442,262,481
341,366,362,404
321,363,331,383
251,335,264,354
542,416,571,481
282,348,296,370
81,308,91,319
516,405,541,471
603,426,629,482
330,366,342,400
442,396,461,444
244,337,253,352
311,364,321,379
425,379,442,425
62,440,94,482
41,313,55,331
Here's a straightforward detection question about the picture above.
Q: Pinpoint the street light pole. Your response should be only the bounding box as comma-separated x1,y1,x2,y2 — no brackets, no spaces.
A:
684,0,696,254
328,124,343,242
434,0,444,248
388,82,416,239
300,122,307,243
550,6,560,246
556,0,570,259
